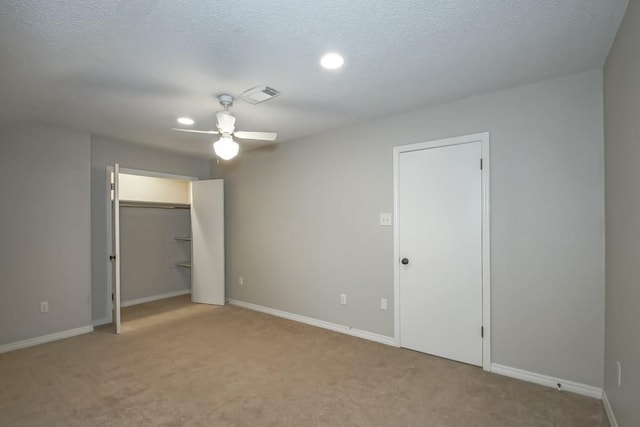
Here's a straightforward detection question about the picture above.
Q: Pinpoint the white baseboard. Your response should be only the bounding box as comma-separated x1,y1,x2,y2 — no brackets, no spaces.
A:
0,325,94,355
92,317,111,327
121,289,191,308
227,299,396,347
602,391,618,427
491,363,602,399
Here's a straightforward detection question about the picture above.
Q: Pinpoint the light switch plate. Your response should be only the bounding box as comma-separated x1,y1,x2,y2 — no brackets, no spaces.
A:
379,213,392,226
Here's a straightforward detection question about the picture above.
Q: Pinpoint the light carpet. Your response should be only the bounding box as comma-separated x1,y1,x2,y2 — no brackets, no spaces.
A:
0,295,608,426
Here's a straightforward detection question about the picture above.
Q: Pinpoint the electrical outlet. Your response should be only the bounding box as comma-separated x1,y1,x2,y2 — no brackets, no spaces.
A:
40,301,49,313
379,213,392,226
380,298,388,310
617,361,622,387
239,276,244,286
340,294,347,305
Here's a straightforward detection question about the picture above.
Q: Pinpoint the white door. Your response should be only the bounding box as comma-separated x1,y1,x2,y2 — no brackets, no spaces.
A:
112,164,122,334
191,179,225,305
398,141,483,366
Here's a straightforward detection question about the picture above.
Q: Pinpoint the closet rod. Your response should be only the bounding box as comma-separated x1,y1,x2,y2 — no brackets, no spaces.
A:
119,200,190,210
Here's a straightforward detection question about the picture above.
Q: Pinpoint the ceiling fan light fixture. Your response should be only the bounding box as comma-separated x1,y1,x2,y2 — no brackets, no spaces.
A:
320,52,344,70
213,135,239,160
177,117,194,125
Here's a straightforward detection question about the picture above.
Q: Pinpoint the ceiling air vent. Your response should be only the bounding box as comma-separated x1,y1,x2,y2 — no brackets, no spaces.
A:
240,85,281,104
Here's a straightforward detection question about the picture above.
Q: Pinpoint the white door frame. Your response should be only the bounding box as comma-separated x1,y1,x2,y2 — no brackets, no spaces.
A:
393,132,491,371
104,166,199,325
113,163,121,333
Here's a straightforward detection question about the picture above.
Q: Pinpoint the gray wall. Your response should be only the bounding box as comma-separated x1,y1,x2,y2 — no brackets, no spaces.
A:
120,207,191,302
0,123,92,345
603,1,640,425
91,136,210,321
219,69,605,387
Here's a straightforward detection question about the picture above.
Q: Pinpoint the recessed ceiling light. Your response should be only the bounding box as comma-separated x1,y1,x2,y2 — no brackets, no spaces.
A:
177,117,194,125
320,53,344,70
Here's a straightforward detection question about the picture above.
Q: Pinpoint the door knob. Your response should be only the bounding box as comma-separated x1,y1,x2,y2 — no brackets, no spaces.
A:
401,258,409,265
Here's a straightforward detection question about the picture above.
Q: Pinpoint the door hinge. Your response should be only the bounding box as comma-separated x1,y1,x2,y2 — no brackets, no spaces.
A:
110,183,114,190
480,158,483,170
111,293,114,301
481,326,484,338
109,255,116,261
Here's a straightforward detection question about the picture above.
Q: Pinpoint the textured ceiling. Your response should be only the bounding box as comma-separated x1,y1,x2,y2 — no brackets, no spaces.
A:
0,0,628,157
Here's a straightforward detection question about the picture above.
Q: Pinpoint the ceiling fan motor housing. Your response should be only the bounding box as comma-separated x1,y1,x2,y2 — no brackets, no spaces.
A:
216,110,236,133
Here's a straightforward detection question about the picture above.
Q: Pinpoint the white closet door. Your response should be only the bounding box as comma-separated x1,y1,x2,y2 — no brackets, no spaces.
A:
190,180,225,305
112,164,122,334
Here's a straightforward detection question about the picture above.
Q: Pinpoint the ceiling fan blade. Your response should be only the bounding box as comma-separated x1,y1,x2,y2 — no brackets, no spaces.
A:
171,128,219,135
234,131,278,141
216,111,236,133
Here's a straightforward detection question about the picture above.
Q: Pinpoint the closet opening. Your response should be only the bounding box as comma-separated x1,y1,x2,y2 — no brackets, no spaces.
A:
106,165,225,334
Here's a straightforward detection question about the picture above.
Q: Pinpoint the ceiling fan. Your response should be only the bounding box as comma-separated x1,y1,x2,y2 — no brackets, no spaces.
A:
172,94,277,160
